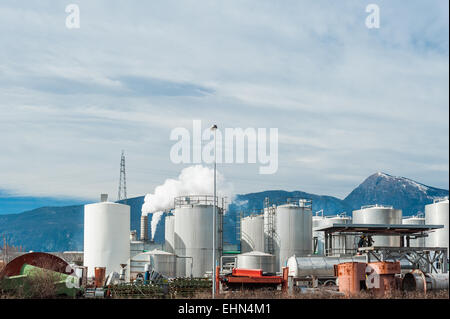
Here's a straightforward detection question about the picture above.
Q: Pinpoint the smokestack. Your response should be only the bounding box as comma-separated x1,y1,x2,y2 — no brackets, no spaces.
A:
140,215,148,241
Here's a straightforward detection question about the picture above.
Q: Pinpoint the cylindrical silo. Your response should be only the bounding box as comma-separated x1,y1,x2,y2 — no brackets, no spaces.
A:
326,215,356,256
174,197,220,277
236,251,276,273
274,200,312,271
352,205,402,247
402,215,426,247
425,198,449,252
84,201,130,277
241,215,264,253
164,215,175,253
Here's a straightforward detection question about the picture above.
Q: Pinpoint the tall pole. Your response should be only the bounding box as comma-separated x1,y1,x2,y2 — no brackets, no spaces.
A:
211,124,217,299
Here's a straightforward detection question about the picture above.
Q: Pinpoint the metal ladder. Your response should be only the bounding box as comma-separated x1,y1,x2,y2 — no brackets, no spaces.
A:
264,197,275,255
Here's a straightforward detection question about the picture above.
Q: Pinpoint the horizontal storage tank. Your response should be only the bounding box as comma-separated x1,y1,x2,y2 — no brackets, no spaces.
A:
402,215,426,247
352,205,402,247
127,249,176,280
287,255,367,278
425,198,449,252
174,196,221,277
275,200,312,271
241,215,264,253
84,200,130,277
236,251,276,273
164,215,175,254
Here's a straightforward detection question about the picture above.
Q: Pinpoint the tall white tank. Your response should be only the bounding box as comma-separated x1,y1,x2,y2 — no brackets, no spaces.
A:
174,199,220,277
84,201,130,277
164,215,175,253
402,215,426,247
241,215,264,253
425,198,449,252
352,205,402,247
274,200,312,271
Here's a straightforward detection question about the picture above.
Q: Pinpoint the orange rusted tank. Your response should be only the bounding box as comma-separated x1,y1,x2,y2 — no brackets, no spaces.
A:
366,261,401,297
94,267,106,288
336,262,367,295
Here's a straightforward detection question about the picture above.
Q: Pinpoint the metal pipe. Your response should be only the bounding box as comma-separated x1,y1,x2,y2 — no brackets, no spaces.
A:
211,124,217,299
402,270,449,292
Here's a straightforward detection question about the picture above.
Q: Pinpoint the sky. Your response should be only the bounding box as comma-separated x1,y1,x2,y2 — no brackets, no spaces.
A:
0,0,448,209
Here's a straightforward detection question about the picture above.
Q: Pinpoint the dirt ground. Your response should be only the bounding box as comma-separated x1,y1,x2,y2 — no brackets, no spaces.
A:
193,288,449,299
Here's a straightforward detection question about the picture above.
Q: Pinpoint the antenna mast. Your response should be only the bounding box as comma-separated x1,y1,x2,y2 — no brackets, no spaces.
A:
118,150,127,203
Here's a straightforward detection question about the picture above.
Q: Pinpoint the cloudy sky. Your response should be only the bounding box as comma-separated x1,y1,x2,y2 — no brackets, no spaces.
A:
0,0,448,204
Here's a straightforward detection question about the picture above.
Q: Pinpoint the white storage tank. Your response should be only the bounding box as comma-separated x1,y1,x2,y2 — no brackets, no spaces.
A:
127,249,176,280
326,214,356,256
402,215,426,247
312,213,326,255
425,198,449,252
352,205,402,247
174,196,221,277
313,214,355,256
84,199,130,277
274,199,312,271
236,251,276,273
241,215,264,253
165,215,175,253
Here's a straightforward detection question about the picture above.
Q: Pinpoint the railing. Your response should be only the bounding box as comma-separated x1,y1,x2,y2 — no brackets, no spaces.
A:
361,204,393,209
174,195,225,208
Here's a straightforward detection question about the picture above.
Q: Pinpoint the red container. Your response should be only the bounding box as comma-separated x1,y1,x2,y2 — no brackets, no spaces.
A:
94,267,106,288
336,262,367,295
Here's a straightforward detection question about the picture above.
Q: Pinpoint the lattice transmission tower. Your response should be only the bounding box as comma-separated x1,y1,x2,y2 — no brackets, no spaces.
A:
118,150,127,203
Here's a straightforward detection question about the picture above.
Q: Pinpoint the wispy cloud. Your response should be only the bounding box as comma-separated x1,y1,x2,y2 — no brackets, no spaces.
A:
0,0,448,200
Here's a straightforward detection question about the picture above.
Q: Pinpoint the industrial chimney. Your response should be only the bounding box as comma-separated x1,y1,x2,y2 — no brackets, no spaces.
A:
140,214,149,241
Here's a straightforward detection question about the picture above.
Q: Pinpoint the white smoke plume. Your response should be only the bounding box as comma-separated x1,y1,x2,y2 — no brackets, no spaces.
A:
150,211,164,241
141,165,234,215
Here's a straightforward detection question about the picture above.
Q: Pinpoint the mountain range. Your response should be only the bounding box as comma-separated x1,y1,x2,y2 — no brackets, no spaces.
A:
0,172,447,252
